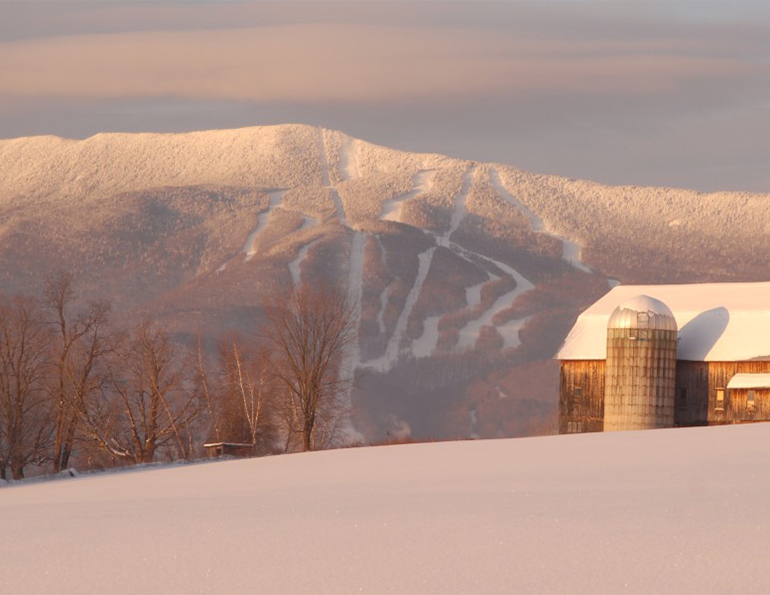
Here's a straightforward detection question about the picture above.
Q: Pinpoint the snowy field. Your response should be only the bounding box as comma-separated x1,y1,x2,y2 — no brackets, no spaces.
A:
3,423,770,594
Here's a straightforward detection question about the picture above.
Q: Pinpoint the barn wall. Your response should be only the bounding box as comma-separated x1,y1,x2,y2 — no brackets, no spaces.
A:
560,359,770,434
559,360,605,434
674,361,709,426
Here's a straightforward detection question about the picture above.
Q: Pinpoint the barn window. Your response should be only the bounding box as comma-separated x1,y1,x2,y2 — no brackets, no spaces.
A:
715,388,725,411
748,390,756,413
574,387,582,400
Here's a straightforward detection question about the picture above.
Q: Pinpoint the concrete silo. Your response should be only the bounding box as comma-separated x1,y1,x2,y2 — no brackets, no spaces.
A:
604,295,678,431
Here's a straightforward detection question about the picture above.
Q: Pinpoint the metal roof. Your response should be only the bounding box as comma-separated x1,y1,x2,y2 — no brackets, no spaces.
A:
607,295,677,331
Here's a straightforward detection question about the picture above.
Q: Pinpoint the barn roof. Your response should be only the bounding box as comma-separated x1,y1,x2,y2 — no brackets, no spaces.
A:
556,282,770,362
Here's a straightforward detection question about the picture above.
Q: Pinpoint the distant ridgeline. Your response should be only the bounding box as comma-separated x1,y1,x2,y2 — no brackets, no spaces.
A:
556,282,770,433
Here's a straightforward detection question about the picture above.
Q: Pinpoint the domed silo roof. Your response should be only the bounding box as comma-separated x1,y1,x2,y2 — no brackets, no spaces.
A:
607,295,677,331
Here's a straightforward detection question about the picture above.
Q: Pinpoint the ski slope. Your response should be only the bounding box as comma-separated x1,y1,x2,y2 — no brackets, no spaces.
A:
3,424,770,594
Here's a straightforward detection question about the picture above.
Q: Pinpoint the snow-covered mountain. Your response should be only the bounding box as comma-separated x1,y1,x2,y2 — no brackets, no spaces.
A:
1,124,768,441
3,423,769,594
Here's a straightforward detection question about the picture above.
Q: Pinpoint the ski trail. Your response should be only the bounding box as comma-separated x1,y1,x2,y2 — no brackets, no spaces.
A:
331,188,347,226
337,231,367,444
456,254,534,350
496,315,533,350
345,231,366,369
376,285,392,334
288,239,320,286
441,239,534,352
488,167,591,273
316,127,348,225
411,315,441,359
363,247,436,371
374,237,392,335
437,167,473,247
465,276,492,308
381,169,435,222
410,167,474,358
243,190,285,262
339,135,361,181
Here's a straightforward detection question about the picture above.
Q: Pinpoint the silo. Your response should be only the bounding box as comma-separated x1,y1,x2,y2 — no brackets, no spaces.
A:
604,295,678,431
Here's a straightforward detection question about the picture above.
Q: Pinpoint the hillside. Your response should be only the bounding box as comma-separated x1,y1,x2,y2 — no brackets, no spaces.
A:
2,424,769,594
1,124,769,443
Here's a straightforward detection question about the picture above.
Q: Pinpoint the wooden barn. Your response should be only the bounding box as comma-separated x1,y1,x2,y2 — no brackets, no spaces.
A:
556,282,770,434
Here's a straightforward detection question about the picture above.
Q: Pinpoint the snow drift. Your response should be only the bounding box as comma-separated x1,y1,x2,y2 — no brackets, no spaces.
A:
2,423,769,594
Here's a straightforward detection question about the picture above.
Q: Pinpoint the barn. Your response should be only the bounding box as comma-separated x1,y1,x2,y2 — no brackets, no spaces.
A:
556,282,770,434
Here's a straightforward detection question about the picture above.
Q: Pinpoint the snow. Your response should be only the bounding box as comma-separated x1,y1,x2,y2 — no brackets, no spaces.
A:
331,187,347,226
339,135,360,181
288,239,320,286
380,169,435,222
3,424,770,594
557,282,770,361
411,315,440,358
365,247,436,371
726,373,770,389
456,252,534,350
489,167,591,273
243,190,285,261
409,168,474,359
344,231,366,370
616,294,676,316
496,315,532,350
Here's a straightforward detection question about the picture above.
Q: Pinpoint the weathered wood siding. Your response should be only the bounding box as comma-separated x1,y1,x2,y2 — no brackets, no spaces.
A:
559,360,605,434
561,359,770,433
674,361,710,426
701,361,770,424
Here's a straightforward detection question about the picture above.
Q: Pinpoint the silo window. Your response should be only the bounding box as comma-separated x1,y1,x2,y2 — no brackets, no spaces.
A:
715,388,725,411
574,387,582,400
637,312,649,327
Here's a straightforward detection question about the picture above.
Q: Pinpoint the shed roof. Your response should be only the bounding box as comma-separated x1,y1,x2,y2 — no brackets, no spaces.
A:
727,374,770,389
556,282,770,362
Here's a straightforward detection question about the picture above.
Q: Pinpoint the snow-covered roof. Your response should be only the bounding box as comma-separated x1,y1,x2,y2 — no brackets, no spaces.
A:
557,282,770,361
727,374,770,390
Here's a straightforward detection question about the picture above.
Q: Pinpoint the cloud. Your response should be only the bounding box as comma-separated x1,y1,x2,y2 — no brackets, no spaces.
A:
0,23,756,104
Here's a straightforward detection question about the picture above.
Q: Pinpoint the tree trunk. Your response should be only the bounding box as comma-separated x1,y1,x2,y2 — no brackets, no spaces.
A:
11,459,25,480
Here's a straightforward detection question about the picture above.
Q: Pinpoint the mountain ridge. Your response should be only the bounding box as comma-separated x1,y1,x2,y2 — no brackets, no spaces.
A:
1,124,768,442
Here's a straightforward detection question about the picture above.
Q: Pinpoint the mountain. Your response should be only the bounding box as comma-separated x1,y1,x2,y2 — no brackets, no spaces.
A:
3,423,769,594
1,124,768,442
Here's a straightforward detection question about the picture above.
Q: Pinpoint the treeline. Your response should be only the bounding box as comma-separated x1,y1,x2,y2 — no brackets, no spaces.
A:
0,273,357,480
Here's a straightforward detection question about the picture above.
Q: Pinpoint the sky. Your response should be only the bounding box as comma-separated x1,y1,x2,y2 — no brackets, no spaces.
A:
1,1,769,192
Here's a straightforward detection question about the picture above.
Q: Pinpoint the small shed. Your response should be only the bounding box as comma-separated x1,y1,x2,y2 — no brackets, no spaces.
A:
203,442,257,458
726,374,770,421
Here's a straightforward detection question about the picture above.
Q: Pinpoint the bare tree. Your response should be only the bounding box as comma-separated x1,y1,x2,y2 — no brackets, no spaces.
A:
0,296,52,479
76,320,202,464
43,271,111,473
263,283,357,452
219,337,275,450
